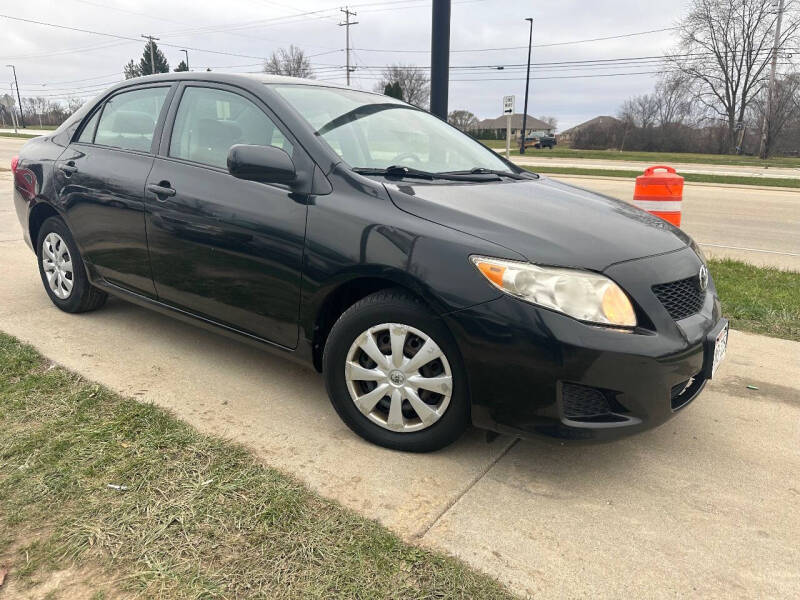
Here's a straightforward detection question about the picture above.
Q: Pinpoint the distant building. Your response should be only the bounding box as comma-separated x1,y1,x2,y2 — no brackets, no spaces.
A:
475,114,555,139
559,116,621,145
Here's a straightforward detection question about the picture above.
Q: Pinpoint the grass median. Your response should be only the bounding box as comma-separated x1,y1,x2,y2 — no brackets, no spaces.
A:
709,259,800,342
523,166,800,189
0,332,515,599
480,141,800,168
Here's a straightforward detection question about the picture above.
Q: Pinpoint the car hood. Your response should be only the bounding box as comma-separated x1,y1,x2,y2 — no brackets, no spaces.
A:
385,176,691,271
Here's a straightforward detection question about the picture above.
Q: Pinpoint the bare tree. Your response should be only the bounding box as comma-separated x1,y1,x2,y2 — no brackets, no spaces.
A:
619,94,659,128
653,74,694,127
754,71,800,156
669,0,800,153
263,45,314,78
374,64,430,108
537,115,558,130
448,109,478,131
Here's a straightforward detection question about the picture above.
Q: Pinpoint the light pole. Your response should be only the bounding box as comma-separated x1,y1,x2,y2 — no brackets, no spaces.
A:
519,18,533,154
181,49,189,71
430,0,452,120
6,64,25,128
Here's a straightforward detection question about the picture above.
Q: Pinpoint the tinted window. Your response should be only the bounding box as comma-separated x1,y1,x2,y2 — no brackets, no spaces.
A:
77,109,101,144
94,87,169,152
169,86,293,169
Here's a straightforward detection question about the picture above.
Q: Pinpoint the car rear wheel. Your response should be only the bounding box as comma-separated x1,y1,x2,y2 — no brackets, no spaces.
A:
36,216,107,313
323,289,469,452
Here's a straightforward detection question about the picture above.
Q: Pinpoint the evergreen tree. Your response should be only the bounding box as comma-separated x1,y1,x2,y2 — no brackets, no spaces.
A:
383,81,403,100
138,40,170,76
123,59,141,80
174,60,189,72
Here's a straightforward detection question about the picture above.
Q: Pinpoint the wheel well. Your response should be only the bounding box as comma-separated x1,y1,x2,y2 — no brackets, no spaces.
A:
311,278,426,372
28,203,60,248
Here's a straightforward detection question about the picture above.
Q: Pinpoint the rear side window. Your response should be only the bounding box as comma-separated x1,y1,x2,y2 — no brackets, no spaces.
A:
77,109,101,144
94,87,169,152
169,86,293,169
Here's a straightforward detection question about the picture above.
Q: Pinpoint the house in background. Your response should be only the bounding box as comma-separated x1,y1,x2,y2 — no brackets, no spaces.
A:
474,114,555,140
558,116,621,146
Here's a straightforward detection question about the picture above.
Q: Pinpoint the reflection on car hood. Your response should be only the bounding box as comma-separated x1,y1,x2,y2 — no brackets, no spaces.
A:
385,176,691,271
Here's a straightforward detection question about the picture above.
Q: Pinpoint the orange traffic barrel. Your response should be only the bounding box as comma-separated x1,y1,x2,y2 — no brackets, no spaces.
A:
633,165,684,227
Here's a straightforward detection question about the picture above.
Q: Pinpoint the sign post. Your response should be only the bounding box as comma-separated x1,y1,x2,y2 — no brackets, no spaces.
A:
503,95,514,158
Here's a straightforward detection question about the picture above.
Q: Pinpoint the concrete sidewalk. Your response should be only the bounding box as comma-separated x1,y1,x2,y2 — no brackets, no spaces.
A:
2,173,799,598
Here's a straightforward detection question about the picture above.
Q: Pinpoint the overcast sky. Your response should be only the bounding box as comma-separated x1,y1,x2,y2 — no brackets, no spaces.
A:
1,0,691,129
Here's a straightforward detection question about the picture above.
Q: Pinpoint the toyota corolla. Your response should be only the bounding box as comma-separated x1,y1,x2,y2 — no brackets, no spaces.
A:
11,73,728,452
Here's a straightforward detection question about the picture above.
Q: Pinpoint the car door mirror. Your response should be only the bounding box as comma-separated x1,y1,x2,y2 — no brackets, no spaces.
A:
227,144,296,184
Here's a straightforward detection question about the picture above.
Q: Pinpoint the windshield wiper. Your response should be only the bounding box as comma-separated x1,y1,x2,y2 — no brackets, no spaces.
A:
441,167,536,180
352,165,500,182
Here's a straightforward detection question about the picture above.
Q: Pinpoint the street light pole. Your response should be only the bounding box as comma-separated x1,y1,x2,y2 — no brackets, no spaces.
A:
181,49,189,71
6,64,25,128
519,18,533,154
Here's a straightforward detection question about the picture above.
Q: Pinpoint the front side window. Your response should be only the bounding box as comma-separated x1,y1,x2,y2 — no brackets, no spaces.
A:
94,86,169,152
271,84,511,174
169,86,293,169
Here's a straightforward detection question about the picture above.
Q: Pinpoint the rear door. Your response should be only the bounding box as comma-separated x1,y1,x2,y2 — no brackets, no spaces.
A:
54,84,174,296
144,83,309,348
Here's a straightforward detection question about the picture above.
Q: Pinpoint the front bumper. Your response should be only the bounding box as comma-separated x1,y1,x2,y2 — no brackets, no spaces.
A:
444,246,724,442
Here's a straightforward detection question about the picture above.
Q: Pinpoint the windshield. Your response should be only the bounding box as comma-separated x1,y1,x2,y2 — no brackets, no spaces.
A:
270,84,512,174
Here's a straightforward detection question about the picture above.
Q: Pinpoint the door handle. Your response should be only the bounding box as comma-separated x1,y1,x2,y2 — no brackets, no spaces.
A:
58,162,78,176
147,182,176,200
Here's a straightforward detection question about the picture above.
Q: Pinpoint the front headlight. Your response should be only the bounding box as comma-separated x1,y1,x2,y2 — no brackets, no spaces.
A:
471,256,637,327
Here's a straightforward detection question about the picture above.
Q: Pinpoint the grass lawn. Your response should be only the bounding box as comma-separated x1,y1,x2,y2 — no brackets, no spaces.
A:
524,165,800,189
0,132,38,139
0,333,515,599
478,140,800,168
709,259,800,342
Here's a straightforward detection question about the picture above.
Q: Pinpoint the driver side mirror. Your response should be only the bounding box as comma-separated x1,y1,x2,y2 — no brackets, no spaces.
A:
227,144,296,184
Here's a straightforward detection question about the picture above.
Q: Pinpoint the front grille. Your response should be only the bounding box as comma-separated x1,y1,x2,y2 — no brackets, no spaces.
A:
652,275,705,320
561,383,629,424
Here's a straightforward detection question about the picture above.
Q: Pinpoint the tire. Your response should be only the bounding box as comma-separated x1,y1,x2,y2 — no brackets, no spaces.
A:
36,216,107,313
323,289,469,452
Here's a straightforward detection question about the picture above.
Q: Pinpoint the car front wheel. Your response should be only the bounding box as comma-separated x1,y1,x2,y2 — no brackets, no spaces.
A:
323,289,469,452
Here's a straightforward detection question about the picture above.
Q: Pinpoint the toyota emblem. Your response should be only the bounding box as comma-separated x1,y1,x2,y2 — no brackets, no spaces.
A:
699,264,709,291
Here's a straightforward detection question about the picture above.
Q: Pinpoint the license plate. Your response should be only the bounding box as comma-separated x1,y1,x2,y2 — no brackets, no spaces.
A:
711,324,728,377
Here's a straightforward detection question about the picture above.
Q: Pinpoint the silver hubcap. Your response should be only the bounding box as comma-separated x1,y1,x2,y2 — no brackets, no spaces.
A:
345,323,453,433
41,232,74,300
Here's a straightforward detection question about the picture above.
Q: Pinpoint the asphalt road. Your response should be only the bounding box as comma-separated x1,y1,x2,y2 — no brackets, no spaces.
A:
0,136,26,168
2,172,799,598
549,175,800,271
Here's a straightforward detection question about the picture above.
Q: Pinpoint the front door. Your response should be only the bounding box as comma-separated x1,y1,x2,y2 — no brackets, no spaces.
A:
145,84,308,348
54,84,173,296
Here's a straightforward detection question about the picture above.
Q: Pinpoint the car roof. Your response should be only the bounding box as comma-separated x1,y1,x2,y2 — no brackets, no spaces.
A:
110,71,359,92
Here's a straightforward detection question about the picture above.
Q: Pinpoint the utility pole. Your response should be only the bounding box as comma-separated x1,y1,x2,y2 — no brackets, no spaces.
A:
519,18,533,154
5,64,25,128
181,49,189,71
430,0,451,120
141,34,160,75
759,0,785,159
339,7,358,86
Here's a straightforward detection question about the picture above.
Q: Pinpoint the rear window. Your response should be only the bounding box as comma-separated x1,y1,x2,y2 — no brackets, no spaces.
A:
94,87,169,152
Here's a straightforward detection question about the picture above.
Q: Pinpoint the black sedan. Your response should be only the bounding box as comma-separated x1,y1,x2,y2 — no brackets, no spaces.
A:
11,73,727,451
